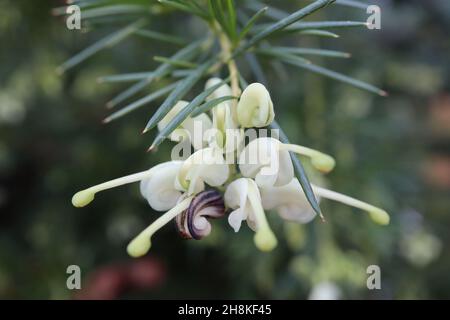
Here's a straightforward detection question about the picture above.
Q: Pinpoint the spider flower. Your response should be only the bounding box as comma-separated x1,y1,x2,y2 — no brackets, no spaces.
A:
239,137,335,188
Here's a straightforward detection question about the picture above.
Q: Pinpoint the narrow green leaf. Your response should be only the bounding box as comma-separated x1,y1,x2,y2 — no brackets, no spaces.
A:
239,6,268,40
107,39,204,108
258,46,351,58
107,78,154,108
235,0,335,55
209,0,231,36
103,81,179,123
135,29,187,45
269,121,323,218
159,0,209,19
226,0,238,40
280,54,387,96
299,29,340,38
98,72,154,83
191,96,237,117
287,20,368,32
149,78,230,149
335,0,369,10
153,56,198,69
143,58,216,133
256,47,311,65
245,1,287,20
171,69,195,78
57,19,147,74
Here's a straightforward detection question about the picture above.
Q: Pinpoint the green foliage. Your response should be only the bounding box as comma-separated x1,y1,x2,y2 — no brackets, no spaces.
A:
3,0,448,300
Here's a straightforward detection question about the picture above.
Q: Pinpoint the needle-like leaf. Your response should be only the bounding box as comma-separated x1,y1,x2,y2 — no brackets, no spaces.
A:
335,0,369,9
98,72,154,83
153,56,198,69
257,46,351,58
158,0,209,19
280,54,387,96
238,6,268,40
57,19,147,74
298,29,340,37
235,0,335,55
103,81,180,123
190,96,237,117
106,39,205,108
142,58,216,133
148,77,230,149
286,20,368,32
256,48,311,65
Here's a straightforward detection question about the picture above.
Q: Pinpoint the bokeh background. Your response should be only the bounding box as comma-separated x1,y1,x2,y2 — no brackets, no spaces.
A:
1,0,449,299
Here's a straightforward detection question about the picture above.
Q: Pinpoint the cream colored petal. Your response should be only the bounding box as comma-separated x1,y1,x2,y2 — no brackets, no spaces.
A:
157,101,187,131
205,77,232,100
260,179,317,223
237,83,274,128
177,148,229,195
140,161,183,211
239,137,293,188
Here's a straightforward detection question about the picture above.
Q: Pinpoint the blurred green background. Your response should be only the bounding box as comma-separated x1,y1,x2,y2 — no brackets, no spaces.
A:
1,0,449,299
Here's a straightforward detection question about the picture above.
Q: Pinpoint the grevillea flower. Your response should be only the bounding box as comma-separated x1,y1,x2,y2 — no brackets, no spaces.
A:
158,100,212,150
237,83,275,128
260,179,390,225
239,137,336,188
72,78,389,257
224,178,278,252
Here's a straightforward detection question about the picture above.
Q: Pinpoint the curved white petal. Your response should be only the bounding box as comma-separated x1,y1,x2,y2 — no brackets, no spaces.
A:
224,178,261,232
206,78,232,101
239,137,293,188
177,148,229,195
237,83,274,128
140,161,184,211
228,208,245,232
260,179,317,224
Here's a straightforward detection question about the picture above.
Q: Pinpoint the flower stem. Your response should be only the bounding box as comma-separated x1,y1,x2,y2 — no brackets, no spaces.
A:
216,23,241,120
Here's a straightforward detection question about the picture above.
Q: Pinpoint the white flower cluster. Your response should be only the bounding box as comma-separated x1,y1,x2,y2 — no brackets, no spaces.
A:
72,79,389,257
